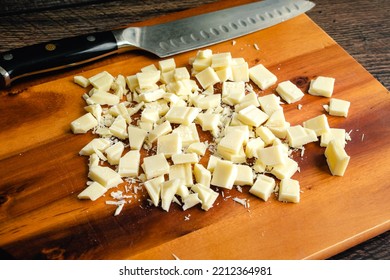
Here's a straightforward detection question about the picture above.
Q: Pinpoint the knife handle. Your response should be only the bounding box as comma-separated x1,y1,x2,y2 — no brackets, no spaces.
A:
0,31,118,88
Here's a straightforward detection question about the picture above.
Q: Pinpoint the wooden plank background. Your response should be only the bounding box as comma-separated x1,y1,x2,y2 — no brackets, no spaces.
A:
0,0,389,260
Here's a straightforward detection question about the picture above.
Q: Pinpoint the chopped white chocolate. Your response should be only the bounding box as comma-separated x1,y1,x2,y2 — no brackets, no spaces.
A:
270,157,299,180
89,71,114,91
142,153,170,179
88,166,123,189
141,64,158,73
278,178,300,203
193,94,221,110
217,146,246,164
303,114,330,137
245,137,265,158
165,106,199,125
74,75,90,88
84,104,102,123
118,150,141,177
265,109,286,128
158,58,176,72
287,125,318,148
144,175,164,207
196,112,219,132
255,126,276,146
222,81,245,105
182,193,202,211
171,153,199,165
169,164,193,186
231,61,249,82
191,183,219,211
70,112,98,134
257,145,287,166
88,90,120,105
109,115,128,140
138,88,165,102
174,67,190,81
161,179,181,212
125,75,139,92
235,91,260,111
148,120,172,143
207,155,221,172
211,52,232,69
234,165,254,186
249,64,277,90
216,67,232,82
194,163,211,187
78,181,107,201
105,141,124,165
211,160,237,189
157,133,182,158
127,126,148,150
325,140,350,176
320,128,346,148
136,70,161,90
276,80,304,104
217,132,246,155
238,105,269,127
308,76,335,97
195,67,220,89
187,142,207,156
79,138,110,156
329,98,350,117
258,94,282,116
249,174,275,201
172,123,200,147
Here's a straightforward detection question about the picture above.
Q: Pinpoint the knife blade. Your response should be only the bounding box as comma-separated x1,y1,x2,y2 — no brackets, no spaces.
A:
0,0,315,88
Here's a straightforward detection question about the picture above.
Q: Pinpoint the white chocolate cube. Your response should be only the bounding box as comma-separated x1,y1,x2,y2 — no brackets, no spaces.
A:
144,175,164,207
238,105,269,127
249,174,275,201
308,76,335,97
88,166,123,189
118,150,141,177
325,140,350,176
169,164,193,186
194,164,211,187
287,125,318,148
127,126,147,150
142,154,170,179
303,114,330,137
195,67,220,89
211,160,237,189
329,98,350,117
78,181,107,201
161,179,181,212
257,145,287,166
105,141,124,165
278,178,300,203
157,133,182,158
249,64,277,90
276,80,304,104
234,165,254,186
320,128,346,148
70,113,98,134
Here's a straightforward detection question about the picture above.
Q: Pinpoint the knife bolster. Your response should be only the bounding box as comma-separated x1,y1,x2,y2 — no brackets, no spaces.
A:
0,66,10,88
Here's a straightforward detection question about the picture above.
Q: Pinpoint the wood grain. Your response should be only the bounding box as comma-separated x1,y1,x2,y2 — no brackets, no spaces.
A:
0,0,389,260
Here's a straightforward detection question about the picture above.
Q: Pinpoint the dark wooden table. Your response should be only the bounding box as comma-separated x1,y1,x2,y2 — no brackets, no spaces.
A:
0,0,389,260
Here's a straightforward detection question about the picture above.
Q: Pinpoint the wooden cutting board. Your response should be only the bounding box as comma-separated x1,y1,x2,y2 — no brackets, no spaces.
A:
0,0,389,260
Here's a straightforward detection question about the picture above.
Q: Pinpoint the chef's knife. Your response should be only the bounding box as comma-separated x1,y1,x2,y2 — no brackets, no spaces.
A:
0,0,314,88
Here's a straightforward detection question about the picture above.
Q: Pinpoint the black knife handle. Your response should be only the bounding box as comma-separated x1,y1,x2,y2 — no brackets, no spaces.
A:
0,31,118,88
